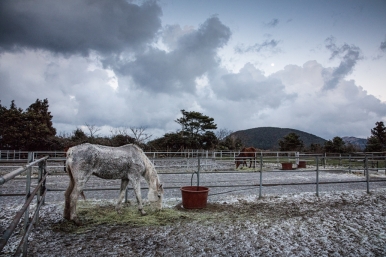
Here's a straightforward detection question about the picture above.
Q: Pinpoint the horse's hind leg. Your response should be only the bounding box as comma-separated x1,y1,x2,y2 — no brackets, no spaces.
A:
69,174,88,225
116,179,129,213
63,172,74,220
249,159,253,168
69,186,81,224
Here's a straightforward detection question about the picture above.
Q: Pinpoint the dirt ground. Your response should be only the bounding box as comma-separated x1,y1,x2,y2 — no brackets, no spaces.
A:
1,160,386,256
1,189,385,256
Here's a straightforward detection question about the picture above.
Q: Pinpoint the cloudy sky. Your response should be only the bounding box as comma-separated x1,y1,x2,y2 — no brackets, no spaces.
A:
1,0,385,140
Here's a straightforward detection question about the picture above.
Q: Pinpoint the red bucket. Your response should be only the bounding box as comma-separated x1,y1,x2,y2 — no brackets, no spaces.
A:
298,161,306,168
181,186,209,209
281,162,293,170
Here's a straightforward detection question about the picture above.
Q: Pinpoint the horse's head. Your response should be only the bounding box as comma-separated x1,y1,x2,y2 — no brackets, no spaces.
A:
148,182,164,210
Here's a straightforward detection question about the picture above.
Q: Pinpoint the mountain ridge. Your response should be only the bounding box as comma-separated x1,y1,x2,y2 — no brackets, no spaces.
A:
232,127,326,150
341,136,367,150
232,127,368,150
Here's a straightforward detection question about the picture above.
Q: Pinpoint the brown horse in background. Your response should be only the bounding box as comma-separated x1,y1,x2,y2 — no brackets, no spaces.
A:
235,147,257,169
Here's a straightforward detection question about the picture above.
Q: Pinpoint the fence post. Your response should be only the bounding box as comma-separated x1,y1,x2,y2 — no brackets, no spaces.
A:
35,161,43,225
348,154,351,173
205,151,208,168
24,153,33,231
42,159,47,205
365,156,370,194
22,152,33,255
197,156,200,188
316,156,319,197
324,152,326,168
259,155,263,198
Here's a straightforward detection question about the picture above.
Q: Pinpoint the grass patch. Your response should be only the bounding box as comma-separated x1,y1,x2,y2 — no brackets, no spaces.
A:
51,200,266,234
52,201,194,233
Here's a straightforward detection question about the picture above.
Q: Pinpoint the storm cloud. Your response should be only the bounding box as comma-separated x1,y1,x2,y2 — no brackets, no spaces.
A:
0,0,162,55
381,37,386,52
265,18,279,28
0,1,385,141
323,36,363,90
235,39,281,54
107,17,231,94
210,63,296,106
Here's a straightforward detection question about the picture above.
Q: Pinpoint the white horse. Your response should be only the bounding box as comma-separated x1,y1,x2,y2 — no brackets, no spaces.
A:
63,143,163,224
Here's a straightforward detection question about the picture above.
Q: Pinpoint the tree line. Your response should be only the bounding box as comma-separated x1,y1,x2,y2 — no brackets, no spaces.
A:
1,99,385,153
278,121,386,153
0,100,242,151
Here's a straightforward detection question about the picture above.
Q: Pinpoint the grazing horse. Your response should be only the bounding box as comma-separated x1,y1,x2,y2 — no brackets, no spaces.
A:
63,143,164,224
235,147,257,169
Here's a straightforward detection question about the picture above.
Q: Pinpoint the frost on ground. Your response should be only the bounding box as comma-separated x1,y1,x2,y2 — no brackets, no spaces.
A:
1,189,386,256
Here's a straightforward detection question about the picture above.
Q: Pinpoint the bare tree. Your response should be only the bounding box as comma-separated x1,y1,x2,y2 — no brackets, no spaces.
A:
84,123,101,138
216,128,233,141
110,126,130,137
130,126,152,144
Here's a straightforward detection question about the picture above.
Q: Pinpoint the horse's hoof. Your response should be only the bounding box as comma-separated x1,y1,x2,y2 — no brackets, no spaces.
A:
72,218,82,226
140,210,147,216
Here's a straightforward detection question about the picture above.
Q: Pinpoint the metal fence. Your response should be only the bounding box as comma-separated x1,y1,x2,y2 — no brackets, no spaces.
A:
1,151,385,255
1,150,386,173
0,154,48,257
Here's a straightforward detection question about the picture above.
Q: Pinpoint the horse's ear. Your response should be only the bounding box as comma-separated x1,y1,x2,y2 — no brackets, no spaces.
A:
159,183,164,192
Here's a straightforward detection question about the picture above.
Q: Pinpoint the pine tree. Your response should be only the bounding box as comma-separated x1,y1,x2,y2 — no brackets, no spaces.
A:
0,101,25,149
279,133,304,151
365,121,386,152
175,109,217,149
324,137,346,153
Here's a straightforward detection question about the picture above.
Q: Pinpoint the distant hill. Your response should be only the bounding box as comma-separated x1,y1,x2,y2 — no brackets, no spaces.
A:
232,127,327,150
342,136,367,151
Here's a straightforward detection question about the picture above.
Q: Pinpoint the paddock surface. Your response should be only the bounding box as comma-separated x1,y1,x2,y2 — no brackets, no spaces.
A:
1,170,386,256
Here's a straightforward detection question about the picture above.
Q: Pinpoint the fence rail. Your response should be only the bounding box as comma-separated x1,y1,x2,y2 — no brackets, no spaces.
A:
1,151,385,256
1,150,385,173
0,154,48,256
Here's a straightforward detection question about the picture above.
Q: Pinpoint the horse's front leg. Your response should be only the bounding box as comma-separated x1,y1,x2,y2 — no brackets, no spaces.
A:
132,179,147,216
116,179,129,213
